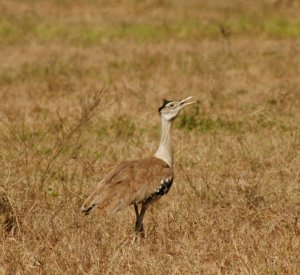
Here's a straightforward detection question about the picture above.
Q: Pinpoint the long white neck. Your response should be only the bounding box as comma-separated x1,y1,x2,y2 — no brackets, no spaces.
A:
154,117,173,167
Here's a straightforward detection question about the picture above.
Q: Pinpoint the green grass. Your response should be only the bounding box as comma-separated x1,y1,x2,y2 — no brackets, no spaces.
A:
177,112,245,134
1,16,300,46
176,103,298,134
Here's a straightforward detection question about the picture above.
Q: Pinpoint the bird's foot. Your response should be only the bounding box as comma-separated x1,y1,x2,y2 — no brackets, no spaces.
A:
134,223,145,239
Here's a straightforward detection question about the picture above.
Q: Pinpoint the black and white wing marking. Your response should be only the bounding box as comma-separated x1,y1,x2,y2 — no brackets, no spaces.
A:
143,177,174,203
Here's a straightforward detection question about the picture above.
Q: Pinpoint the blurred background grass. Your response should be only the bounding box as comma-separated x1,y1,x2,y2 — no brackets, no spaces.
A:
1,0,300,45
0,0,299,274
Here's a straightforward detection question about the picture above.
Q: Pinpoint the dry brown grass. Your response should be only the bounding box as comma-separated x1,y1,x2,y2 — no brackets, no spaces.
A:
1,0,300,274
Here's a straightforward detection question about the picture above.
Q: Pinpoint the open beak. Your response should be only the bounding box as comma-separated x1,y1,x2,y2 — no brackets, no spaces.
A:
179,96,196,109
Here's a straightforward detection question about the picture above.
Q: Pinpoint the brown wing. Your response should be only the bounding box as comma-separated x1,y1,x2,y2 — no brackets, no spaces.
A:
81,157,173,215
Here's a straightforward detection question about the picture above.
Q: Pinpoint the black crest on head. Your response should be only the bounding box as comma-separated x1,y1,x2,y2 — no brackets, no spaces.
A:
158,99,172,112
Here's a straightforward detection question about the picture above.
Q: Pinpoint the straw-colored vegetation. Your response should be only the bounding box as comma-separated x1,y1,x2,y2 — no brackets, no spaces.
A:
0,0,299,274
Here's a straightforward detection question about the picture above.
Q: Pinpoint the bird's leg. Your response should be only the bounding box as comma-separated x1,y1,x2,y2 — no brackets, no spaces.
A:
134,203,148,238
133,203,139,220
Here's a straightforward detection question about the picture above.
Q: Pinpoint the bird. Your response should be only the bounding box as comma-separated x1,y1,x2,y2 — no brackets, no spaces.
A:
81,96,195,236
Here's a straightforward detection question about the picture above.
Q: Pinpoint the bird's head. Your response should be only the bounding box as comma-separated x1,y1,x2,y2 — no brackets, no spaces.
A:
158,96,195,121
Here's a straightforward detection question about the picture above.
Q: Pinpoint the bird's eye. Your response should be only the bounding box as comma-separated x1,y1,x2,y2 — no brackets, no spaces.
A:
169,103,175,108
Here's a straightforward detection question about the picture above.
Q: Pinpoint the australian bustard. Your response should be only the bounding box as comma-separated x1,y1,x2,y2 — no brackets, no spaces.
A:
81,96,195,236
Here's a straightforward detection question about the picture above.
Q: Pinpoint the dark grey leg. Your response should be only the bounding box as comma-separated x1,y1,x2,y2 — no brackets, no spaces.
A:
134,203,139,219
134,203,148,238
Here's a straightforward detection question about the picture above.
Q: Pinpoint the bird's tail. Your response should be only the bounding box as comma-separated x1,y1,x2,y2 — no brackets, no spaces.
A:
81,187,127,216
81,190,108,215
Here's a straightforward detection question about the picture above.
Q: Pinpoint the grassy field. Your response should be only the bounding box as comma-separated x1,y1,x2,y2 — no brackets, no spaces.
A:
0,0,300,274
